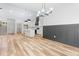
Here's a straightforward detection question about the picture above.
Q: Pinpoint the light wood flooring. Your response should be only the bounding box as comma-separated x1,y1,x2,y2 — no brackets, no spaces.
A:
0,34,79,56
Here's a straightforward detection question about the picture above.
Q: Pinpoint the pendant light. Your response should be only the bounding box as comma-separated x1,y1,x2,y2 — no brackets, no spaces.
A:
37,3,54,17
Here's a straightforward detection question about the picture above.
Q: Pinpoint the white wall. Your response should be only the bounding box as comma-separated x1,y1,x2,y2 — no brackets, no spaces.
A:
7,18,15,34
44,3,79,26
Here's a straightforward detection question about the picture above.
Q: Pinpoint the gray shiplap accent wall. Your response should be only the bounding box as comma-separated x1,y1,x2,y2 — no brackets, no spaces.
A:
43,24,79,47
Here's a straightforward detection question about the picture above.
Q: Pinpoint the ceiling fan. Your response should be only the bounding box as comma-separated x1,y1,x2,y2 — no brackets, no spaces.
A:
37,3,54,17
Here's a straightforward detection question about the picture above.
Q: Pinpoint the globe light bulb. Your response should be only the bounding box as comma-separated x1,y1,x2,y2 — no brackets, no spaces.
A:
37,11,41,16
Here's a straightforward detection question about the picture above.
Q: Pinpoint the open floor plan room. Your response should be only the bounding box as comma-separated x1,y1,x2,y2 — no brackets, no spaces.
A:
0,3,79,56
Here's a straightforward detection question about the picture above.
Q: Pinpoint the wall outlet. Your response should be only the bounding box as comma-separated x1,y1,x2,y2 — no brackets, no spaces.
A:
54,35,56,39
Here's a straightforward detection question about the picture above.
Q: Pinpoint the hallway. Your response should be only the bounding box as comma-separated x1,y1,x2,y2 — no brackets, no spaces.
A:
0,34,79,56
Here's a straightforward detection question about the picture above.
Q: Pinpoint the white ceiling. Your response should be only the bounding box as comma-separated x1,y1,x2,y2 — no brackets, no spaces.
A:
10,3,42,12
0,3,37,22
0,3,57,14
0,3,57,23
8,3,56,12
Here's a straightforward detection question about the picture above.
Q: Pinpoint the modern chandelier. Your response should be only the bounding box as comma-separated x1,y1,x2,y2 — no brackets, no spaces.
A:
37,3,54,17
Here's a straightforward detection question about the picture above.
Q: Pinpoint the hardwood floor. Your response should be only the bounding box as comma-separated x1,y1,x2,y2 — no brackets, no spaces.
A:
0,34,79,56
